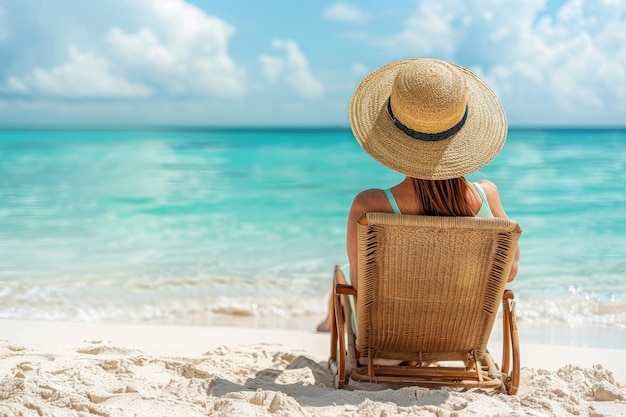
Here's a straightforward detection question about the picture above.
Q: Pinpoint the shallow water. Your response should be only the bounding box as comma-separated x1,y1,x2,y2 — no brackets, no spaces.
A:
0,127,625,345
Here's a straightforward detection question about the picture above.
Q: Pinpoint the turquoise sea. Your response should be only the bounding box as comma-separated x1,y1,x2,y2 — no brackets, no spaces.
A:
0,127,625,347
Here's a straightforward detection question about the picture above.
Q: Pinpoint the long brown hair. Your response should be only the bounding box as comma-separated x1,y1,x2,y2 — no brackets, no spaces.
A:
411,177,476,217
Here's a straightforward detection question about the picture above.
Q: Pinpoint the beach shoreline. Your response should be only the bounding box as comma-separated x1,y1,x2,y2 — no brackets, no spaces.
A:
1,318,625,381
1,318,625,416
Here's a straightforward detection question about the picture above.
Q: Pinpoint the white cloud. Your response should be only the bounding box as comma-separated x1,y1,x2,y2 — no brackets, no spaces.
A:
385,2,458,57
108,0,246,98
351,62,368,76
485,0,626,122
2,46,151,98
259,55,284,82
379,0,626,124
259,38,324,99
0,0,246,100
108,27,176,70
324,3,371,23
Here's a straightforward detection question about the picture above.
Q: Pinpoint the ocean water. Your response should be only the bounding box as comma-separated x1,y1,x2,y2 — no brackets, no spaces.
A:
0,127,625,345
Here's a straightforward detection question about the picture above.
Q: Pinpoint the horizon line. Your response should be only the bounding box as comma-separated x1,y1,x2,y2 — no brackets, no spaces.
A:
1,123,625,131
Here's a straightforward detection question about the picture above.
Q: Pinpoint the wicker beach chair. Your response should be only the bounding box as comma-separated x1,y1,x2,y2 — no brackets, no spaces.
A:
329,212,522,394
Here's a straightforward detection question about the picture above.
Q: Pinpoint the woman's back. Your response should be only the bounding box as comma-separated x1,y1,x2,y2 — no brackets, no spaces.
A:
351,177,502,221
345,176,516,291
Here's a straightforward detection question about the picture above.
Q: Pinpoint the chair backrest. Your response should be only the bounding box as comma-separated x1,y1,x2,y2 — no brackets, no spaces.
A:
356,213,521,362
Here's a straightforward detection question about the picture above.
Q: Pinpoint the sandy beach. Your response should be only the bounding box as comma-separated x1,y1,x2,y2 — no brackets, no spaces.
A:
1,319,625,417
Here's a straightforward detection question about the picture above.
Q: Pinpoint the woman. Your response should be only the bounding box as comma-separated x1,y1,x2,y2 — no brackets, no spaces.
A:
317,58,519,332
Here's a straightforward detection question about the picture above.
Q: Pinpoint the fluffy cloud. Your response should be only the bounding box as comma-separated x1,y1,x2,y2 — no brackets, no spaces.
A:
0,0,246,100
385,2,459,57
106,0,245,98
382,0,626,124
2,47,151,98
324,3,371,23
259,39,324,99
351,62,368,76
485,0,626,123
0,0,621,125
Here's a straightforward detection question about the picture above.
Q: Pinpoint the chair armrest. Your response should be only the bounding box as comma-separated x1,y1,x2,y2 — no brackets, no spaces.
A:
335,283,357,296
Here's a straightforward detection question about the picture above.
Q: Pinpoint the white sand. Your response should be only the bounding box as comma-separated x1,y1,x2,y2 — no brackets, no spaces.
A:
1,319,625,417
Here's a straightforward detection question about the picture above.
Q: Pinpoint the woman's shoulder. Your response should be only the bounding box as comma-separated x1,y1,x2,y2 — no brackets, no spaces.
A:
474,179,507,217
352,188,392,213
353,188,386,205
475,179,502,202
475,179,498,193
354,187,386,199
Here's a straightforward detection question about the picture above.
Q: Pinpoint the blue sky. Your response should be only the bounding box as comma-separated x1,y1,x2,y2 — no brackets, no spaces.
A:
0,0,624,126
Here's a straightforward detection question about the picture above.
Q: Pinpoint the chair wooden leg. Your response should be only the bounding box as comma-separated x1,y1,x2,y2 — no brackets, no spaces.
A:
508,298,520,395
328,265,348,388
329,264,356,389
327,268,339,378
502,289,520,395
344,297,357,375
334,290,347,388
501,296,511,375
329,282,337,363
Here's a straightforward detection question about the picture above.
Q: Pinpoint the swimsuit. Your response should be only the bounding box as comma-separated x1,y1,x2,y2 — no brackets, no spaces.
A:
471,182,494,218
384,182,493,217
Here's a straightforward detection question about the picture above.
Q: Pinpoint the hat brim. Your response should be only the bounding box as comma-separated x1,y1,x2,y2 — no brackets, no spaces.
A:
349,59,507,180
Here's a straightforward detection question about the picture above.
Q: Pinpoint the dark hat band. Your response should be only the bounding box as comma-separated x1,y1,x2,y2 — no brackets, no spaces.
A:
386,97,468,142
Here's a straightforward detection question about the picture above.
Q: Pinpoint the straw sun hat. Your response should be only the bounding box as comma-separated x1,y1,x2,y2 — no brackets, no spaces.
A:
349,58,507,180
